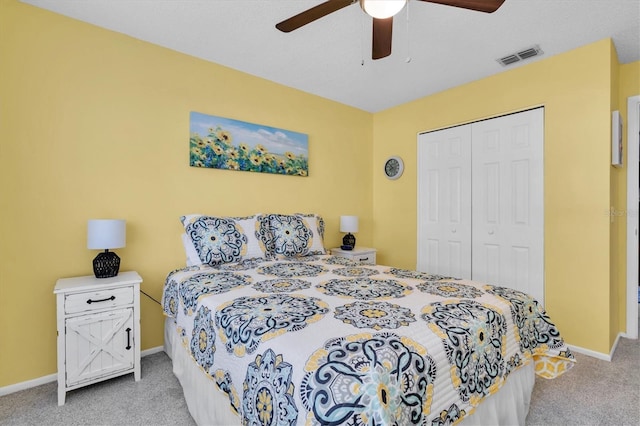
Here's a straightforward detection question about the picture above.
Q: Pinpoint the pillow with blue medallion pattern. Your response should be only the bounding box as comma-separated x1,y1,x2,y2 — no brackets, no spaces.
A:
295,213,326,256
180,214,271,266
265,213,326,258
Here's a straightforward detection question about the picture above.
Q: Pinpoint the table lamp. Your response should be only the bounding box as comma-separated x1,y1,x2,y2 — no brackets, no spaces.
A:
87,219,126,278
340,215,358,249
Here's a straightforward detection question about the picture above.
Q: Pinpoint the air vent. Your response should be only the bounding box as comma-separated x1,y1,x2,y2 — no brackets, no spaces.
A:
499,54,520,66
497,45,543,67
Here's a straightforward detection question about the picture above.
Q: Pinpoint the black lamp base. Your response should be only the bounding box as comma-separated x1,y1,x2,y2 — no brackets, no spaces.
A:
342,233,356,248
93,250,121,278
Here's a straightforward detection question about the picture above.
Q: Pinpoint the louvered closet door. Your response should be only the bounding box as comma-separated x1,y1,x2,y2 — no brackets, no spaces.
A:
417,125,472,279
471,108,544,303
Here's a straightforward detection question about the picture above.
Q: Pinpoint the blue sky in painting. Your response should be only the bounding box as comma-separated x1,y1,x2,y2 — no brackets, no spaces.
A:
190,112,308,157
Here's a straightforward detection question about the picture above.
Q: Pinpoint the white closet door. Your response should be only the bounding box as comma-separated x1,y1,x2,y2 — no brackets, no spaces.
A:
417,125,472,279
471,108,544,302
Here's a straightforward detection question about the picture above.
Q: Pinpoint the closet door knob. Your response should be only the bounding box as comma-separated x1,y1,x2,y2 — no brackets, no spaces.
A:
488,230,494,235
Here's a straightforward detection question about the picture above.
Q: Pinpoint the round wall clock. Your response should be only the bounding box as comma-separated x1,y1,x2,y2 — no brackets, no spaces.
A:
384,156,404,180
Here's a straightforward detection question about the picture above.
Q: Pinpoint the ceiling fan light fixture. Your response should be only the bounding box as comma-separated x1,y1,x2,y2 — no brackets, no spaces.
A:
360,0,407,19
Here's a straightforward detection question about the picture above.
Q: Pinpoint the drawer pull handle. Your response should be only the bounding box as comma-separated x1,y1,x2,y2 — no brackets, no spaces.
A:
359,257,369,261
126,327,132,350
86,295,116,304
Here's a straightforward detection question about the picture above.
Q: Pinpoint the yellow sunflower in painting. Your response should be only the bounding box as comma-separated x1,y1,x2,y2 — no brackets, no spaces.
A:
217,129,232,145
227,148,239,160
213,145,225,155
250,153,263,166
285,151,295,160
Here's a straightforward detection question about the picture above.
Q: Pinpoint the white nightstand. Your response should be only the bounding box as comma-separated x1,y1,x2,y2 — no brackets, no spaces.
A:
54,271,142,406
331,247,377,265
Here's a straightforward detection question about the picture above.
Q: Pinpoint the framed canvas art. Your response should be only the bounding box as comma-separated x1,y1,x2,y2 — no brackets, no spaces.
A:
189,112,309,176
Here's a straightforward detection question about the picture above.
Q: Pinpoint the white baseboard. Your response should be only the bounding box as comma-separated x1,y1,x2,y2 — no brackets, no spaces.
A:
0,373,58,397
0,345,165,397
567,332,622,362
141,345,165,357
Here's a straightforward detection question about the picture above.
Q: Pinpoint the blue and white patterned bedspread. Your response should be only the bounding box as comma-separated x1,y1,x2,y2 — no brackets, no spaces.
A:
162,255,574,425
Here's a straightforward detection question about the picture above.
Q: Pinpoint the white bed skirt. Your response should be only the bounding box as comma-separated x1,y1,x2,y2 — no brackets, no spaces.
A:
164,317,535,426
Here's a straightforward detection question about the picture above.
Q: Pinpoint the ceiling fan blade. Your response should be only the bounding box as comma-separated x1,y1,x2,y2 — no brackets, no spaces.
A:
372,17,393,60
276,0,355,32
418,0,505,13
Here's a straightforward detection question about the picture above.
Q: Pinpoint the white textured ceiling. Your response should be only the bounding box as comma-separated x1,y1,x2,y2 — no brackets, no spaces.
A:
21,0,640,112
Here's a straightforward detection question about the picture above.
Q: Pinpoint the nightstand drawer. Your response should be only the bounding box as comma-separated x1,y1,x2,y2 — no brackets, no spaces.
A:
331,247,377,265
352,252,376,264
65,286,133,314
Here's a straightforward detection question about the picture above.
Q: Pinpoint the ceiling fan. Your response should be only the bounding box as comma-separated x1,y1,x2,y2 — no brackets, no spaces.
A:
276,0,505,60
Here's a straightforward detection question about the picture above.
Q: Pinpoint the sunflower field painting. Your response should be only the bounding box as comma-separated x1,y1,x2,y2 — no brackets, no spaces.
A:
189,112,309,177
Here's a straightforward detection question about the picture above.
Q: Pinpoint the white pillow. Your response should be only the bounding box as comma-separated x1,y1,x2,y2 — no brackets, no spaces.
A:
181,233,202,267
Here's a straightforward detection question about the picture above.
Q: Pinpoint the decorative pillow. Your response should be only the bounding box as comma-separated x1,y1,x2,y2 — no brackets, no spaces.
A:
295,213,327,256
181,233,202,266
180,214,270,266
266,213,326,258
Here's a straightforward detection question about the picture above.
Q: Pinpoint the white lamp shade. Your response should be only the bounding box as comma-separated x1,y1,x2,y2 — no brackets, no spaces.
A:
360,0,407,19
340,216,359,233
87,219,126,250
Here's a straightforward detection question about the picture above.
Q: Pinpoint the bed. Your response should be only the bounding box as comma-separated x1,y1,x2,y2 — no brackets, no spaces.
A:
162,213,575,425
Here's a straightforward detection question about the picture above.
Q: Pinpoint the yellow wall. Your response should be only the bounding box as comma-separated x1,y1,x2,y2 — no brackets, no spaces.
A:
1,0,637,388
0,0,372,387
372,39,618,354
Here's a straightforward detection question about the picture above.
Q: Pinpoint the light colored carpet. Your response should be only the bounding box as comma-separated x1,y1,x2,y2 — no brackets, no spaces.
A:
1,334,638,425
527,333,639,426
0,352,195,426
